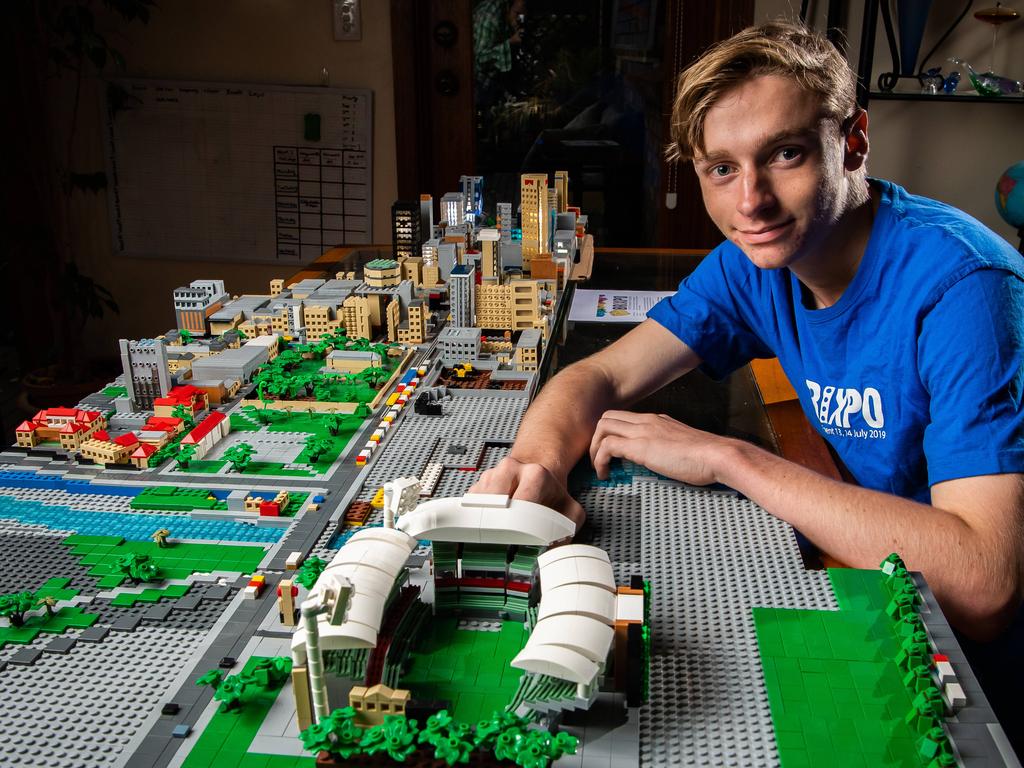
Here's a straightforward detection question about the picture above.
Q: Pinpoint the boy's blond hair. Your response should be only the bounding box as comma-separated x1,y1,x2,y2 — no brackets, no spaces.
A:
668,21,858,162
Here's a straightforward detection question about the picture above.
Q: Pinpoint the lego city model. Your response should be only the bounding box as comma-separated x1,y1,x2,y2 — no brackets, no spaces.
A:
0,172,1014,768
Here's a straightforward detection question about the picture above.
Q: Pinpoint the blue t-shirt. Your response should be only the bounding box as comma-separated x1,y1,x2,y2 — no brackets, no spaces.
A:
648,179,1024,502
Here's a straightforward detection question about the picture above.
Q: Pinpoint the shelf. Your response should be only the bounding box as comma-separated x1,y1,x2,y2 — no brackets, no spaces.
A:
867,91,1024,104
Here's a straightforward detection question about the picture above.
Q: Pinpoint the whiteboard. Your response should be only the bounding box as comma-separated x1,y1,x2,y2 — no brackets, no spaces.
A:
103,78,373,264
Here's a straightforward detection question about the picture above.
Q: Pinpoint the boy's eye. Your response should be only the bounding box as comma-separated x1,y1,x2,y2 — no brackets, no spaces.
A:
777,147,801,161
711,164,731,177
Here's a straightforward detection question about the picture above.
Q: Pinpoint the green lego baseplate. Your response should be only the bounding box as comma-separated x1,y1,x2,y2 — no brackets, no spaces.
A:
754,565,945,768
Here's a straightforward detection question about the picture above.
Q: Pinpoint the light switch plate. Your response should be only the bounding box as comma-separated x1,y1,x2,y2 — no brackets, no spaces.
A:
333,0,361,41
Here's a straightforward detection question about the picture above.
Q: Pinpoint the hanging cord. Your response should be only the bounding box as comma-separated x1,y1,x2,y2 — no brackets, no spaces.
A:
665,0,685,210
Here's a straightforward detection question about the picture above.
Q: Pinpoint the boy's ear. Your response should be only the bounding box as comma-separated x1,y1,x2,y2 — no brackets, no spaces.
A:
844,108,869,171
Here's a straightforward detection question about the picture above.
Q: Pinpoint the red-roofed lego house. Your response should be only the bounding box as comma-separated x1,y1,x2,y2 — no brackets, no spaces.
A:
79,431,140,467
130,443,158,469
153,385,210,418
179,411,230,459
135,416,185,448
15,408,106,451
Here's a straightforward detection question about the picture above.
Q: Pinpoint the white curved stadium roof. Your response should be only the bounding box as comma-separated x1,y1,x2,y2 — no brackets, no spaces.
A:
397,493,575,545
292,526,415,664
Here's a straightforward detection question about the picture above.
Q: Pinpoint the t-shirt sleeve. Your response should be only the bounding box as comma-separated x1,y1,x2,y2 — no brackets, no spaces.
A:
646,247,774,380
919,267,1024,486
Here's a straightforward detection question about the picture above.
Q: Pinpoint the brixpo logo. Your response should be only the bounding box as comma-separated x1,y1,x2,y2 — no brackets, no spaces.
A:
805,379,884,430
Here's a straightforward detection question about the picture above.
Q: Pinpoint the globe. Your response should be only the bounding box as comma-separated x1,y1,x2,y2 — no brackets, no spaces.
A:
995,161,1024,229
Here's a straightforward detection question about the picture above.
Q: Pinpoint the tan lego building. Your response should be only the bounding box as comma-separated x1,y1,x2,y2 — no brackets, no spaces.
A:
554,170,569,213
327,350,382,374
480,237,500,279
513,328,543,372
397,299,430,344
364,259,401,288
400,256,423,286
16,408,107,451
476,282,514,329
303,304,345,342
341,295,373,340
252,305,290,336
422,264,441,287
511,279,542,330
79,433,138,467
348,684,411,727
520,173,549,273
385,298,401,342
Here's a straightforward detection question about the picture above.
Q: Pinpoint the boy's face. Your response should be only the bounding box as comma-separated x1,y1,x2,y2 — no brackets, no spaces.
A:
694,75,859,272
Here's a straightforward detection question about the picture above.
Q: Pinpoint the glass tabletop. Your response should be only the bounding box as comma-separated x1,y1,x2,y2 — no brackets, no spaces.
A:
553,248,779,455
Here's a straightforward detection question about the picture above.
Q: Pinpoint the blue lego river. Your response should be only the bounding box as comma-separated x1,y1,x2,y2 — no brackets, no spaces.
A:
0,495,283,544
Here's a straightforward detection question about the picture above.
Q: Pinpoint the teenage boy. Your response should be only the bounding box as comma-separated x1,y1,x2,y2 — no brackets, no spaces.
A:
472,20,1024,733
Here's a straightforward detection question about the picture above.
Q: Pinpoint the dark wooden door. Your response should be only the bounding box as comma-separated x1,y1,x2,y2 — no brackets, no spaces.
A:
391,0,476,204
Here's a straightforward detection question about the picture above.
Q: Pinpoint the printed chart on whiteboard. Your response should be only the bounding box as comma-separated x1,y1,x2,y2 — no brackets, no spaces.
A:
103,78,373,264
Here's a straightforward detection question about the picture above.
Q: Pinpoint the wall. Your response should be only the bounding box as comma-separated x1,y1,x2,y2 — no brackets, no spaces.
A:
755,1,1023,246
57,0,397,360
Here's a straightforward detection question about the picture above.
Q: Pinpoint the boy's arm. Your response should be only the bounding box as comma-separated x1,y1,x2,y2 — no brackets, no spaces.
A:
589,411,1024,640
471,319,701,521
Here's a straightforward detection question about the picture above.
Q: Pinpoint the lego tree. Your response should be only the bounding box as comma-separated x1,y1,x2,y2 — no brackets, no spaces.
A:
170,404,196,428
175,444,197,469
213,673,249,712
223,443,256,473
277,349,302,371
37,595,58,618
418,710,474,765
323,412,346,436
293,372,318,398
196,657,291,714
313,381,333,402
114,552,160,584
358,366,390,388
195,669,224,691
151,528,171,548
178,328,194,345
0,591,38,628
303,435,333,465
360,715,419,762
294,556,327,589
299,707,365,760
250,656,292,688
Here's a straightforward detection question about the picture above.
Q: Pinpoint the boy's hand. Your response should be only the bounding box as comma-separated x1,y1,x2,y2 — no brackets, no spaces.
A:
471,457,586,529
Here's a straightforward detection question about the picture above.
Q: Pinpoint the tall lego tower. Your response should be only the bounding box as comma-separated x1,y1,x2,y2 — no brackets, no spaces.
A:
460,175,483,221
554,170,569,213
391,201,421,260
497,203,513,242
519,173,549,273
119,338,172,411
440,192,465,227
478,229,501,279
419,194,434,238
173,280,228,337
448,264,476,328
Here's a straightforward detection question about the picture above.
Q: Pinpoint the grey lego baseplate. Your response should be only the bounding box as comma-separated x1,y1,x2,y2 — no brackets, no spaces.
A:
636,477,837,768
0,625,211,767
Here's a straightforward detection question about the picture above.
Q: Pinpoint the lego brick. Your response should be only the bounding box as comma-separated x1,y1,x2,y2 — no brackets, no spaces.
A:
43,636,78,654
7,647,44,665
78,625,111,643
144,604,175,622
